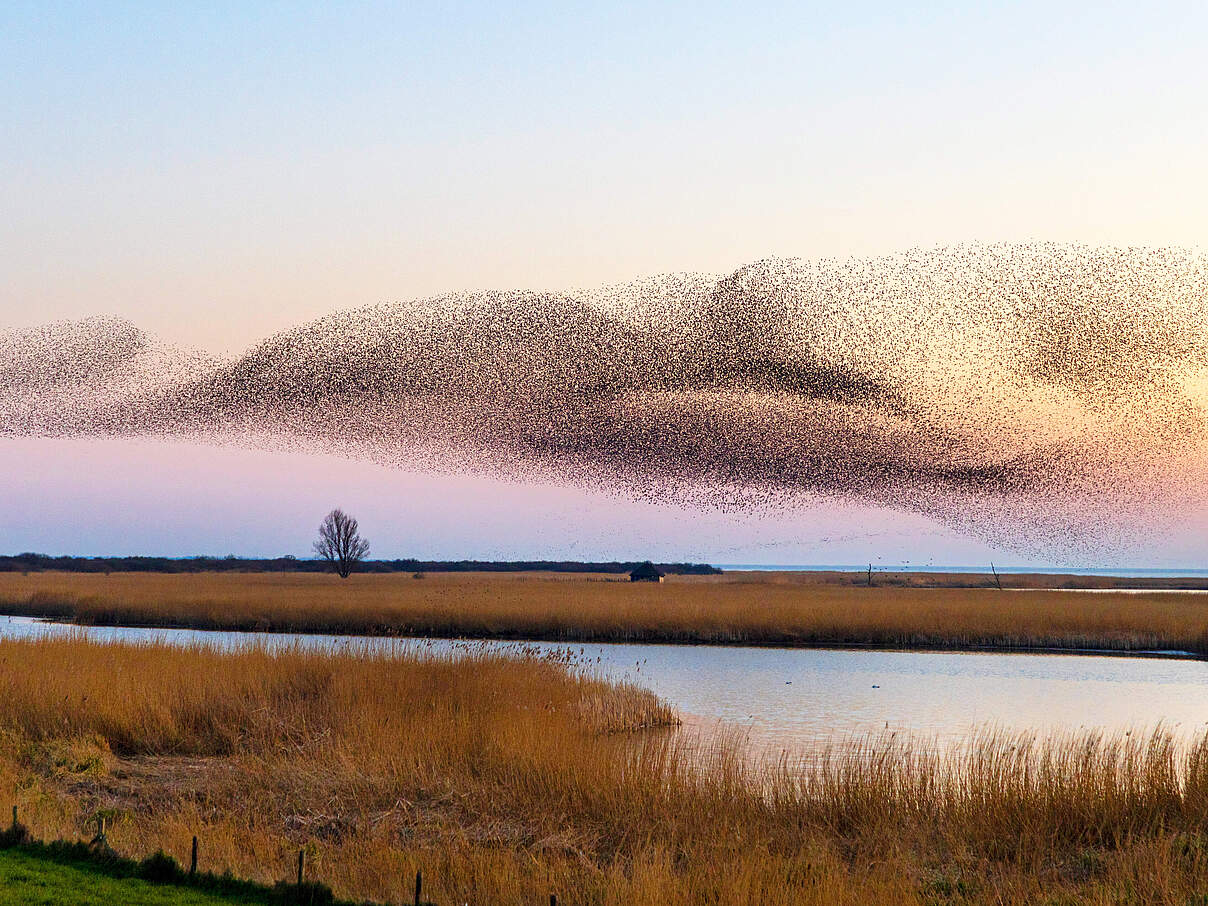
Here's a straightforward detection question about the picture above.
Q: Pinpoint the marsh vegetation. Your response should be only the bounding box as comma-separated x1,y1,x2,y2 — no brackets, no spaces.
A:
3,570,1208,654
3,635,1208,903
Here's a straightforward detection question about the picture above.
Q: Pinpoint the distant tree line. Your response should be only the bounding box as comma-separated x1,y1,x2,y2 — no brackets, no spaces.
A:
0,552,722,576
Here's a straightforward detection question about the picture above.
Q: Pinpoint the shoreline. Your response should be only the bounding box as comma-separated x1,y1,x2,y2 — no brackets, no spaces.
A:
4,611,1202,661
5,570,1208,662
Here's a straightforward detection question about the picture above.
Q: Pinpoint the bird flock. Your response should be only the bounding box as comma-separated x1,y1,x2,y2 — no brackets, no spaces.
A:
4,243,1207,555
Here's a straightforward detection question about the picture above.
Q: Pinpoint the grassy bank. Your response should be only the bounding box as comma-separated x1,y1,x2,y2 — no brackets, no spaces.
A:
0,844,343,905
2,571,1208,654
0,848,254,905
3,635,1208,903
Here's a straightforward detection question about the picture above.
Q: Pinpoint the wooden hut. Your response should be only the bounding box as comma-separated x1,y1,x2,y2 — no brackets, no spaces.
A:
629,562,665,583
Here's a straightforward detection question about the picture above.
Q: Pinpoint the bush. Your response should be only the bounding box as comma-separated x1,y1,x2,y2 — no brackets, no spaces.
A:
138,849,184,882
0,822,31,847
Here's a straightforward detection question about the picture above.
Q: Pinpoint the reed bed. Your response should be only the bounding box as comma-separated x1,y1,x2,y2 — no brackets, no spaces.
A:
1,635,1208,903
2,570,1208,653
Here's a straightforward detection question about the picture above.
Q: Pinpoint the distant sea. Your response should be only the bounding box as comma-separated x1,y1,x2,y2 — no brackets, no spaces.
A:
715,565,1208,578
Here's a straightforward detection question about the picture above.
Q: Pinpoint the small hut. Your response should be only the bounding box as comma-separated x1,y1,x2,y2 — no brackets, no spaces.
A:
629,561,665,583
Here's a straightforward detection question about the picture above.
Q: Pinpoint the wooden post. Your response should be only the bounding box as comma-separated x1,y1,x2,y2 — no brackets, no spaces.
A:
89,815,107,848
414,870,422,906
297,849,304,886
189,836,198,876
990,562,1003,590
550,895,557,906
867,564,873,587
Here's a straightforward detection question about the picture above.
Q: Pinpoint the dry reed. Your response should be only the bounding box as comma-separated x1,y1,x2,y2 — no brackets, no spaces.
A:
1,634,1208,903
2,570,1208,654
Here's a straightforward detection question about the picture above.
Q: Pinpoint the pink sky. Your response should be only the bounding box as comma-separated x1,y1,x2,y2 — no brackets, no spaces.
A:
4,5,1208,566
3,436,1206,567
0,435,1010,565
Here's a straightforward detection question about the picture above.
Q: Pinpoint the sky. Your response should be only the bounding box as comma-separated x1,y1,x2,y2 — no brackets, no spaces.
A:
2,2,1207,563
0,437,1012,565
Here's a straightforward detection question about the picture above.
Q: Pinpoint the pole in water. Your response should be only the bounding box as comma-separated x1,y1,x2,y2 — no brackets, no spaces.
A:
189,836,198,876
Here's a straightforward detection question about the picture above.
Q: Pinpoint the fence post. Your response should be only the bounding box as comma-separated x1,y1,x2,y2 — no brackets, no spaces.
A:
297,849,304,886
414,869,422,906
189,836,198,876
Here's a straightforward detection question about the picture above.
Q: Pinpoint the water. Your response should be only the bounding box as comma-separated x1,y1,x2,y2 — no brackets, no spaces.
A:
3,616,1207,750
718,564,1208,578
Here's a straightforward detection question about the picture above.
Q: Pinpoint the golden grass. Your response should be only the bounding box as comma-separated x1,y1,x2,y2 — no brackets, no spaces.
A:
4,635,1208,904
2,570,1208,653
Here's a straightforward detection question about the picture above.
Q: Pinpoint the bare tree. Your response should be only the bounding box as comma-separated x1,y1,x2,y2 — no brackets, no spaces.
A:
313,508,370,578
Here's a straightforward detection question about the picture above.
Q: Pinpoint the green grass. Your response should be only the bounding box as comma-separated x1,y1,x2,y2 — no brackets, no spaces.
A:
0,849,264,905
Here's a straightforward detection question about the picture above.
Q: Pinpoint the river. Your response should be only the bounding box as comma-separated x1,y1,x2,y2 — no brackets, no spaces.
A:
4,615,1206,750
